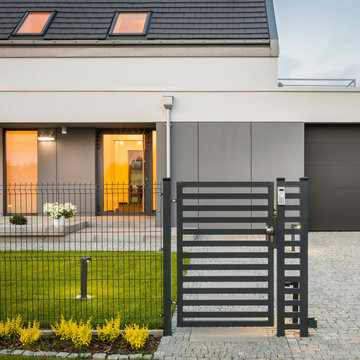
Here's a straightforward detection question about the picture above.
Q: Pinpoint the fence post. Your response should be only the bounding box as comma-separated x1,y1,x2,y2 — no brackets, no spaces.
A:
299,177,309,337
276,177,286,337
162,178,172,336
276,177,309,337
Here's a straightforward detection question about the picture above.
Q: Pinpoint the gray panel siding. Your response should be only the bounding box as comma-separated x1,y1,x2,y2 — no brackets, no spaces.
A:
156,122,166,225
198,123,251,229
171,122,199,184
199,123,251,181
38,140,57,184
252,123,304,182
57,128,96,183
156,122,166,185
56,128,96,215
171,122,199,224
305,125,360,231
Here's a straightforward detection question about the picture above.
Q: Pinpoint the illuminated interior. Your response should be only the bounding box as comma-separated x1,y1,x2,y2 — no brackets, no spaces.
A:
112,12,148,34
6,131,38,213
16,12,52,34
103,134,145,212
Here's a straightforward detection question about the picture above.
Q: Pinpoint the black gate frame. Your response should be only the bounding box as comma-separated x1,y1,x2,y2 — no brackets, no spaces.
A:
162,177,310,337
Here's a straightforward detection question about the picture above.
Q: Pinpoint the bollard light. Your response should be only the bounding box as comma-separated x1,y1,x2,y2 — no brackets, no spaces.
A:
75,256,93,299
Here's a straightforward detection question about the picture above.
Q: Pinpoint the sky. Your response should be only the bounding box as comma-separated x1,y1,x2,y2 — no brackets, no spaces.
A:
273,0,360,84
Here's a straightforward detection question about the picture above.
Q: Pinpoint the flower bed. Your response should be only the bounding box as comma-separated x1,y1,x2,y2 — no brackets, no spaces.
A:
0,316,160,358
0,334,160,356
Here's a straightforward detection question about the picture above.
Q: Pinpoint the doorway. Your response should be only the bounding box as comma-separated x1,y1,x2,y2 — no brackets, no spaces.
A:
103,134,145,212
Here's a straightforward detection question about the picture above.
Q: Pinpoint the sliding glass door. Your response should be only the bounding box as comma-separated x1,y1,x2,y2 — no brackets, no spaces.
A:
5,130,38,214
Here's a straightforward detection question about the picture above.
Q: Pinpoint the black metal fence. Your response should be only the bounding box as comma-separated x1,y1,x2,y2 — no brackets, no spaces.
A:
0,183,165,328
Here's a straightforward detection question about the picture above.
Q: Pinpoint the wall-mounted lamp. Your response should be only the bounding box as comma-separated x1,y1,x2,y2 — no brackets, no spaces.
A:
38,128,56,141
61,126,67,135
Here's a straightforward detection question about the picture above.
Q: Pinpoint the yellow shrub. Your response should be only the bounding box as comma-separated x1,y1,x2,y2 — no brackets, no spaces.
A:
122,324,149,350
97,314,121,343
51,316,75,341
19,321,41,347
52,316,92,349
71,319,92,349
0,315,22,339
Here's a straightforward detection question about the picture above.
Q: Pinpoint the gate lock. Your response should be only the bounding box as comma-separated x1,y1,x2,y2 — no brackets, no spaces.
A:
265,225,275,244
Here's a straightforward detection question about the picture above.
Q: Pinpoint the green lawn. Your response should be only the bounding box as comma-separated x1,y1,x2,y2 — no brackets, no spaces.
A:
0,251,179,329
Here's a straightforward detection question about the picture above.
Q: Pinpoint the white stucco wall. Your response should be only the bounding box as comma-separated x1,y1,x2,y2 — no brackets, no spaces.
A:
0,89,359,124
0,56,359,124
0,57,278,91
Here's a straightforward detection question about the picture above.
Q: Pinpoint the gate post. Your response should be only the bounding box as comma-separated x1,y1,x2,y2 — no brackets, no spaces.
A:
276,177,309,337
162,178,172,336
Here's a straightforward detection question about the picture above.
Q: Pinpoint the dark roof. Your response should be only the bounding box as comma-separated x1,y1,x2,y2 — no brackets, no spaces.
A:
0,0,276,41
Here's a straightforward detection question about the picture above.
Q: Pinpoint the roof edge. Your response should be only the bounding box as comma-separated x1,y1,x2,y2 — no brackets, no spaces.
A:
264,0,278,40
0,39,270,46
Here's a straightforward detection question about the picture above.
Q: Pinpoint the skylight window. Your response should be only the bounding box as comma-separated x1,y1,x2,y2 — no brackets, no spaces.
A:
15,11,54,35
110,12,149,35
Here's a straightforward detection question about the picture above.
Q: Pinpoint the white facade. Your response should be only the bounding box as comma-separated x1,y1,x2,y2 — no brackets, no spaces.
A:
0,56,358,125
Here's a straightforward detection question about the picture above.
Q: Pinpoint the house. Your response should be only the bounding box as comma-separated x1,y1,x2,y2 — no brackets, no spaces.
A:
0,0,359,231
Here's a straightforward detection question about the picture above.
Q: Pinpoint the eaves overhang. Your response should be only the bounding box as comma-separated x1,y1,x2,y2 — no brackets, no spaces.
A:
0,38,278,58
0,39,271,46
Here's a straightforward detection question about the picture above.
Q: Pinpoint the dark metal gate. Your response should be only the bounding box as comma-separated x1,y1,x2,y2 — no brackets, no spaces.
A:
176,182,275,327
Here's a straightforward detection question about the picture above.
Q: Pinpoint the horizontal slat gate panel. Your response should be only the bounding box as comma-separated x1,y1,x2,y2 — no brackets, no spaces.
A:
182,300,270,306
182,193,270,200
182,205,269,211
182,264,269,271
182,288,270,294
177,181,274,328
181,240,269,247
183,276,270,282
182,229,269,235
181,252,269,259
180,321,273,327
182,312,269,318
182,217,269,223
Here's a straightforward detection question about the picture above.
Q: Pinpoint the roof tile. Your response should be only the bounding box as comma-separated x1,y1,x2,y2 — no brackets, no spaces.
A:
0,0,271,41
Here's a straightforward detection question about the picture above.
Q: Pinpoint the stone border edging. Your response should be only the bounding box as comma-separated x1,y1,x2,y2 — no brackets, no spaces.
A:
0,349,155,359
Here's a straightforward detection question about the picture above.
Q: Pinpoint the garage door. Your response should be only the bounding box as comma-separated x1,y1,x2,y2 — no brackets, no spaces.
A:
305,125,360,231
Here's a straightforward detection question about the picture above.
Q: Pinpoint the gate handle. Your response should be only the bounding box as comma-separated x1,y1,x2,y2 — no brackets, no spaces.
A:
265,226,274,234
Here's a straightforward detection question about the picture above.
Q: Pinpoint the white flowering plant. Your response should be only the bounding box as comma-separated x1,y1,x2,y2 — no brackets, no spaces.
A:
43,202,77,219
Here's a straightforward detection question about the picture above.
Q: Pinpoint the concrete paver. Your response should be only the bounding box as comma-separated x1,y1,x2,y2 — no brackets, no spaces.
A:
157,233,360,359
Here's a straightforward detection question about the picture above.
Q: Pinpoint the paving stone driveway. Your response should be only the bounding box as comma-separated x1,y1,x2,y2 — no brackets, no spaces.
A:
155,233,360,360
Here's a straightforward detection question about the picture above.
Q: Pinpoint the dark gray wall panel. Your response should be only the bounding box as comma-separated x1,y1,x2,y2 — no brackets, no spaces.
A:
57,128,96,183
156,122,166,225
199,123,251,181
156,122,166,185
56,128,96,214
171,123,199,224
171,122,199,183
305,125,360,231
198,123,251,230
252,123,304,181
38,139,57,184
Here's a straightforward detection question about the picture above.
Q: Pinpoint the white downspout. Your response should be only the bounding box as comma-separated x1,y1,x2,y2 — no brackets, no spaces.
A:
162,96,174,178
